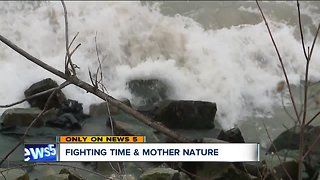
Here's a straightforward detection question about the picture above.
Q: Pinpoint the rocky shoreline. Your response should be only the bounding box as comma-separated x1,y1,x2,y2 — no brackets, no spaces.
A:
0,78,319,179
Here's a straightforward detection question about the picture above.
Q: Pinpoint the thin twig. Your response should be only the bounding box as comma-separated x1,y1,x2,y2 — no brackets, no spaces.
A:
309,23,320,58
61,0,76,76
88,68,97,90
297,0,309,61
306,111,320,126
70,43,81,57
68,32,79,50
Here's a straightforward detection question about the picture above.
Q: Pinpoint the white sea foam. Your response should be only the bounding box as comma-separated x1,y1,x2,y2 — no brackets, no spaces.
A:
0,1,320,128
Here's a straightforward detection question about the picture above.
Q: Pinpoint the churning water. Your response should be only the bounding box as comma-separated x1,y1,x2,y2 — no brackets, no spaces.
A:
1,1,320,130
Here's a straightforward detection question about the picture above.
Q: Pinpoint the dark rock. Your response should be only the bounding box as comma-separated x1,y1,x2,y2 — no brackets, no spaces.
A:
41,174,69,180
89,98,131,117
45,100,88,130
271,161,299,180
46,113,81,130
212,164,252,180
140,167,182,180
0,108,54,128
127,79,168,106
267,126,320,154
217,127,245,143
59,168,83,180
267,125,320,179
153,100,216,129
258,161,301,180
184,162,251,180
58,99,89,120
234,162,266,178
24,78,67,110
267,126,303,153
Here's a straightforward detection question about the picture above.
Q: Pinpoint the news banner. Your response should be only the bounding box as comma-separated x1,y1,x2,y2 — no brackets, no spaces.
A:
24,136,260,162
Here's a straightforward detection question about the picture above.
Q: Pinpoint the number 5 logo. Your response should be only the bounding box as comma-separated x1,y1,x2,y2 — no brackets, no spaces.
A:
48,144,56,155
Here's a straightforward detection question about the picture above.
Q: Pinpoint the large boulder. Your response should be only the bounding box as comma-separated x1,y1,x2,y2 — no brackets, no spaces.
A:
24,78,67,110
127,79,168,106
217,127,245,143
267,125,320,178
267,126,303,153
152,100,217,129
0,108,56,128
